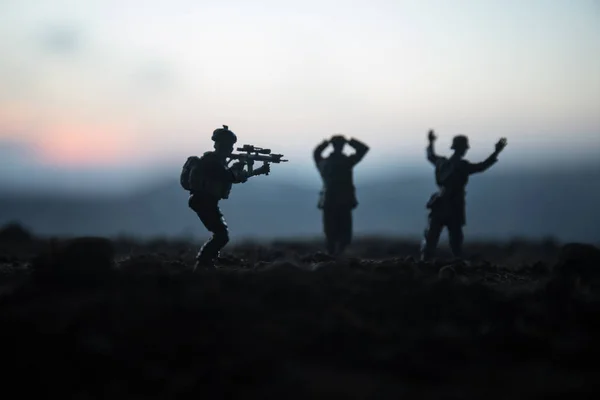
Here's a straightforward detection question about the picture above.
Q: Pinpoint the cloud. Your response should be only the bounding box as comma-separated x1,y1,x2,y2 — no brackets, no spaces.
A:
37,24,84,56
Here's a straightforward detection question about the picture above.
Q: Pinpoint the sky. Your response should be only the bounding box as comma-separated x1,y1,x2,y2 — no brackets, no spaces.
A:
1,0,599,193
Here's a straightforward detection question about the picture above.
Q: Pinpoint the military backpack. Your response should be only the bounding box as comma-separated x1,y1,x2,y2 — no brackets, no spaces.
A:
180,156,201,191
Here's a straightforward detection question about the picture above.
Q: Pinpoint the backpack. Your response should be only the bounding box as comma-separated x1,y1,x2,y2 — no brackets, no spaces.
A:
180,156,201,191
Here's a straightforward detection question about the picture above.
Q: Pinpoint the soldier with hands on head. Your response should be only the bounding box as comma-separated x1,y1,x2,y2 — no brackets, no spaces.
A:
314,134,369,256
180,125,270,271
421,129,507,261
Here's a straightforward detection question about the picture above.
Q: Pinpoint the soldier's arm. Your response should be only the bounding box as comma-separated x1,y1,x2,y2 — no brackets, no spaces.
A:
347,138,369,166
230,171,248,184
426,141,442,165
199,155,238,182
426,129,442,165
313,140,329,165
467,138,507,174
227,162,250,184
230,161,271,182
466,151,500,174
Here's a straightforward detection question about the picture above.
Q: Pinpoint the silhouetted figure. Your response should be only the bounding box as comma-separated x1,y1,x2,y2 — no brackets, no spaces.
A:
421,130,507,261
314,135,369,255
181,125,270,270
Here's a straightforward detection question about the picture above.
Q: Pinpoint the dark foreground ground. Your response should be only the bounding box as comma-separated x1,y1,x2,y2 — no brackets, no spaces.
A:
1,224,600,399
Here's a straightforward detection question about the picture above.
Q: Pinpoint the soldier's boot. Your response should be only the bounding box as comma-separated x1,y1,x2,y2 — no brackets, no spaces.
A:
326,238,336,256
193,233,227,271
448,224,464,260
420,219,443,262
420,243,433,262
330,242,342,257
420,233,435,261
327,239,346,257
336,238,351,257
193,257,216,272
194,250,216,271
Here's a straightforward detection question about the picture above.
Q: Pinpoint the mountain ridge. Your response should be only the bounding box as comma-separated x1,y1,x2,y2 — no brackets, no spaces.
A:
1,166,599,243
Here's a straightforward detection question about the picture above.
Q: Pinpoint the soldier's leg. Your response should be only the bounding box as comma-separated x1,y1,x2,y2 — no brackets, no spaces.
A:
447,223,464,259
338,208,353,254
322,208,336,255
420,216,444,261
195,205,230,267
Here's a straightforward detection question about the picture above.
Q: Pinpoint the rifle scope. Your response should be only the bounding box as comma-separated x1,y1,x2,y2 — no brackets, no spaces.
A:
237,145,271,155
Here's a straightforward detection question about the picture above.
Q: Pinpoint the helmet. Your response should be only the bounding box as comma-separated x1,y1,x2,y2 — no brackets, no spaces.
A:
451,135,469,150
211,125,237,144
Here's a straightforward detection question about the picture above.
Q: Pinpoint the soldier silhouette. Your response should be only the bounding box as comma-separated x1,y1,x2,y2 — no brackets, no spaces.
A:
180,125,270,270
421,130,507,261
314,135,369,256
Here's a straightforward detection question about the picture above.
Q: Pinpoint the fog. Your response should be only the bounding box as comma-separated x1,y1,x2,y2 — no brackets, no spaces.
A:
2,159,599,244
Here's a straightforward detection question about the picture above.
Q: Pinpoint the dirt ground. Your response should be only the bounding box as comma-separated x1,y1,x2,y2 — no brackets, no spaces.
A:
1,227,599,399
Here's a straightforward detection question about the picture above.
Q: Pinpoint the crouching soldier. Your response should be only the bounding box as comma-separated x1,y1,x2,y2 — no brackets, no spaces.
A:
180,125,270,270
421,130,507,261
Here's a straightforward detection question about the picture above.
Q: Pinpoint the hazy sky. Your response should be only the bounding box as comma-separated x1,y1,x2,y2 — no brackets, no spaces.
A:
1,0,599,192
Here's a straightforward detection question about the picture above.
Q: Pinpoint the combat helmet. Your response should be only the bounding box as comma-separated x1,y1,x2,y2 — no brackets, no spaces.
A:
451,135,469,150
212,125,237,144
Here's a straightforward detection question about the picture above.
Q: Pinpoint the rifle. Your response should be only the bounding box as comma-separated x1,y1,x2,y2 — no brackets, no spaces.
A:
227,144,288,176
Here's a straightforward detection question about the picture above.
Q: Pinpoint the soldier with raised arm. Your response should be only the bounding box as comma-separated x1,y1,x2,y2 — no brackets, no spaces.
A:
314,135,369,256
180,125,270,271
421,130,507,261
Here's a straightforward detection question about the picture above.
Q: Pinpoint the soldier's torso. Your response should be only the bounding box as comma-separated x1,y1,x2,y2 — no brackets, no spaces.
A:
189,151,233,200
430,157,470,225
319,154,354,188
318,154,357,209
436,157,470,200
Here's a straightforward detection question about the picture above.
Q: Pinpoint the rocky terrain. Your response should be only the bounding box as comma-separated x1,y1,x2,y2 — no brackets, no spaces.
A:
1,223,599,399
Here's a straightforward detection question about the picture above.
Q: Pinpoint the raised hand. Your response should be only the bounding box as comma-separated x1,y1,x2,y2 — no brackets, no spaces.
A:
316,139,330,149
495,137,507,153
428,130,437,143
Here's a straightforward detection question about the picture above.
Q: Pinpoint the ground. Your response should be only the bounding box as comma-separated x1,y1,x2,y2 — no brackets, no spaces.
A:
0,224,599,399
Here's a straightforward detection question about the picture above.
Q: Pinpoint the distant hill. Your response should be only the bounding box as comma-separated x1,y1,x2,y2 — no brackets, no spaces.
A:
1,165,599,243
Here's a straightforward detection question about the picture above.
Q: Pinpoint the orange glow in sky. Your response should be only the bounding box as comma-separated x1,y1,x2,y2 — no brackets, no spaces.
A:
37,124,135,167
0,105,31,136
